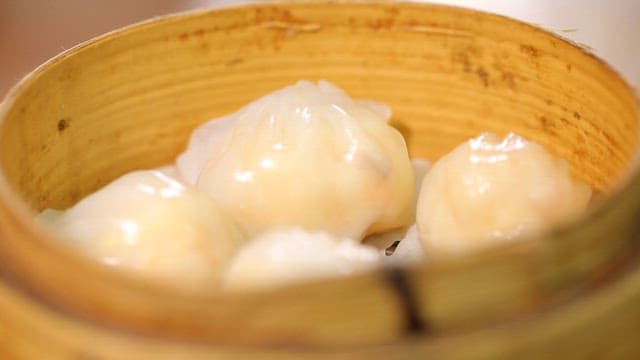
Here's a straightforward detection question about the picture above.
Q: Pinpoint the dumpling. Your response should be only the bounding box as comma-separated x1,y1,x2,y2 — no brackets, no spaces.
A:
224,227,381,291
416,132,592,253
155,164,184,182
364,158,429,259
177,80,413,240
409,158,431,222
38,170,244,289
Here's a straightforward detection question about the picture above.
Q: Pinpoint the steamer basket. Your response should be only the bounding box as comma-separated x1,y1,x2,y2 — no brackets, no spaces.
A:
0,2,638,359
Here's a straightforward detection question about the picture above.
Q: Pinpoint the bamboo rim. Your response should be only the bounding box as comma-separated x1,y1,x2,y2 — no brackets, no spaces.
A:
0,0,638,349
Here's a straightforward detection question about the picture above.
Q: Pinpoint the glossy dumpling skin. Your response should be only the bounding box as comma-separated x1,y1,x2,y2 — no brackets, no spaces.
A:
38,170,243,289
416,133,592,253
177,80,414,240
224,228,381,291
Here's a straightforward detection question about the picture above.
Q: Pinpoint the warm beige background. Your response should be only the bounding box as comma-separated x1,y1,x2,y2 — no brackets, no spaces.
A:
0,0,193,97
1,0,638,98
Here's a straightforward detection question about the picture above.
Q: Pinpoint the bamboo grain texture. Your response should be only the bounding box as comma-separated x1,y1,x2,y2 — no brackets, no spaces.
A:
0,1,638,358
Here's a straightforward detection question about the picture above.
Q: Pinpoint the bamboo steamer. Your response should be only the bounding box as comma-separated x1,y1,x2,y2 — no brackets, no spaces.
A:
0,2,638,358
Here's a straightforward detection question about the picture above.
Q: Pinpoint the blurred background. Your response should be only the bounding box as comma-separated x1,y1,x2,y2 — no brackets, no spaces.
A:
1,0,638,98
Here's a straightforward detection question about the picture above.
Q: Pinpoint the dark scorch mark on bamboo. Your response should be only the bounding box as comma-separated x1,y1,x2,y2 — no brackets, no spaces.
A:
383,268,428,334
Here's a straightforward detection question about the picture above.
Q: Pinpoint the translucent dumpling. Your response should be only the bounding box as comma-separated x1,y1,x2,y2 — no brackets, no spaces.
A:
224,228,381,291
38,170,244,289
416,132,592,253
409,158,431,222
364,158,429,261
177,80,413,240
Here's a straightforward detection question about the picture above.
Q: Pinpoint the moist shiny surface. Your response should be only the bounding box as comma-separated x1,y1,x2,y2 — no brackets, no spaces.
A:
417,132,592,253
38,170,243,289
177,80,414,240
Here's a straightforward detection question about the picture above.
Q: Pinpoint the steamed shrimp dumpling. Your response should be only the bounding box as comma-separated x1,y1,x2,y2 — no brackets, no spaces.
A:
224,228,381,291
177,80,413,239
416,132,592,253
38,170,243,289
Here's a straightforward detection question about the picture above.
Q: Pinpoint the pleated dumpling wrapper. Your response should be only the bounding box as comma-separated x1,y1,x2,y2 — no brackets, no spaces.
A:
416,132,592,253
38,170,244,290
224,228,381,292
177,80,414,240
